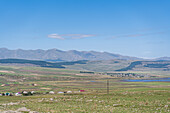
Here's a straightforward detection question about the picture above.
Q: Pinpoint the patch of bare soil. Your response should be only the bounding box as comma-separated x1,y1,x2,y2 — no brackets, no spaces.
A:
1,107,38,113
0,70,15,73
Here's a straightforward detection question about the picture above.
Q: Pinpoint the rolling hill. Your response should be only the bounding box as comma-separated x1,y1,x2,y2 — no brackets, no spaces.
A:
0,58,170,72
0,59,87,68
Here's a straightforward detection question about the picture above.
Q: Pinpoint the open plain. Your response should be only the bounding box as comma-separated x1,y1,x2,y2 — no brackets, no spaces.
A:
0,65,169,112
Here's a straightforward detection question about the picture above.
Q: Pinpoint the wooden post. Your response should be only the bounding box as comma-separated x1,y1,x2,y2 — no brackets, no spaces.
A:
107,79,109,94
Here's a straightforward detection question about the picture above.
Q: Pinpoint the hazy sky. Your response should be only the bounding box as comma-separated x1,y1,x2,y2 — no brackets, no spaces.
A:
0,0,170,58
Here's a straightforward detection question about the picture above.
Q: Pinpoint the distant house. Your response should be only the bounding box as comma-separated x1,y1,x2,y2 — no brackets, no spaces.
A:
32,83,37,86
73,91,79,93
58,92,64,94
79,90,85,92
31,91,35,94
49,91,55,94
67,91,72,93
23,91,28,94
15,93,22,96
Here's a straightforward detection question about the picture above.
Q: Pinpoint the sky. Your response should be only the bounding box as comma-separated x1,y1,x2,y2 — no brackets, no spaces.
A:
0,0,170,58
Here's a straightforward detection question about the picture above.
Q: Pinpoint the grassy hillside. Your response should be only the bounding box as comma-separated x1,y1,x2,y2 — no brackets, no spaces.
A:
65,60,170,73
0,66,169,112
0,59,87,68
65,60,132,72
116,60,170,71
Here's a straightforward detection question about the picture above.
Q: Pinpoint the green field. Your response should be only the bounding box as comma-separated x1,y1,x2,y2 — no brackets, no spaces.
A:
0,66,169,112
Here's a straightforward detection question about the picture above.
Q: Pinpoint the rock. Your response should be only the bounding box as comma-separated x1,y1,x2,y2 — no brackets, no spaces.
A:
17,107,30,112
164,105,168,108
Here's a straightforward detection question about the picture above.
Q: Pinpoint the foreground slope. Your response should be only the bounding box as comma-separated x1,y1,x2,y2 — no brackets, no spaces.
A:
0,66,169,113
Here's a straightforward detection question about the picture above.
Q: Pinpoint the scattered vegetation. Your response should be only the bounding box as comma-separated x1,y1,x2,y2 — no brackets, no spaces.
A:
116,60,170,71
0,59,88,68
80,71,95,74
144,63,170,68
0,65,169,112
116,61,142,71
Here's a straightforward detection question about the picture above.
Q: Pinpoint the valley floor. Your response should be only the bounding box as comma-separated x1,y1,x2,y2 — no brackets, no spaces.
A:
0,66,169,112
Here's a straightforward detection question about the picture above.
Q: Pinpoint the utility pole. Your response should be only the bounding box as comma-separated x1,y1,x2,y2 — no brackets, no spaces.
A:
107,79,109,94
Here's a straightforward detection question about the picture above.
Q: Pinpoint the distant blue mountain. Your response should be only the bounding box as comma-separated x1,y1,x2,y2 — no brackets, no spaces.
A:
0,48,142,61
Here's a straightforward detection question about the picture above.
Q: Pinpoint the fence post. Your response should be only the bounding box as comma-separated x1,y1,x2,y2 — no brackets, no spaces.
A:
107,79,109,94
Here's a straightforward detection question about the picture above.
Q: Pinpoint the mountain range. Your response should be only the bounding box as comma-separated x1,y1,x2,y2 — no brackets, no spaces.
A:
0,48,142,61
0,48,169,61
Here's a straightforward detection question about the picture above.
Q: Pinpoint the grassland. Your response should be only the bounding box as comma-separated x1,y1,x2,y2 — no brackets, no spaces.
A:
0,65,169,112
65,60,132,72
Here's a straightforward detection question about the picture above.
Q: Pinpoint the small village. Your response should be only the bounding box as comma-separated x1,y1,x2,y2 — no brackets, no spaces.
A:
80,71,152,78
0,90,85,97
106,73,151,78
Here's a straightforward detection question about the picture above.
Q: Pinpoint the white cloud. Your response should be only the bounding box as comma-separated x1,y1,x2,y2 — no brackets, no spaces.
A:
48,34,96,40
112,31,166,39
48,34,65,40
